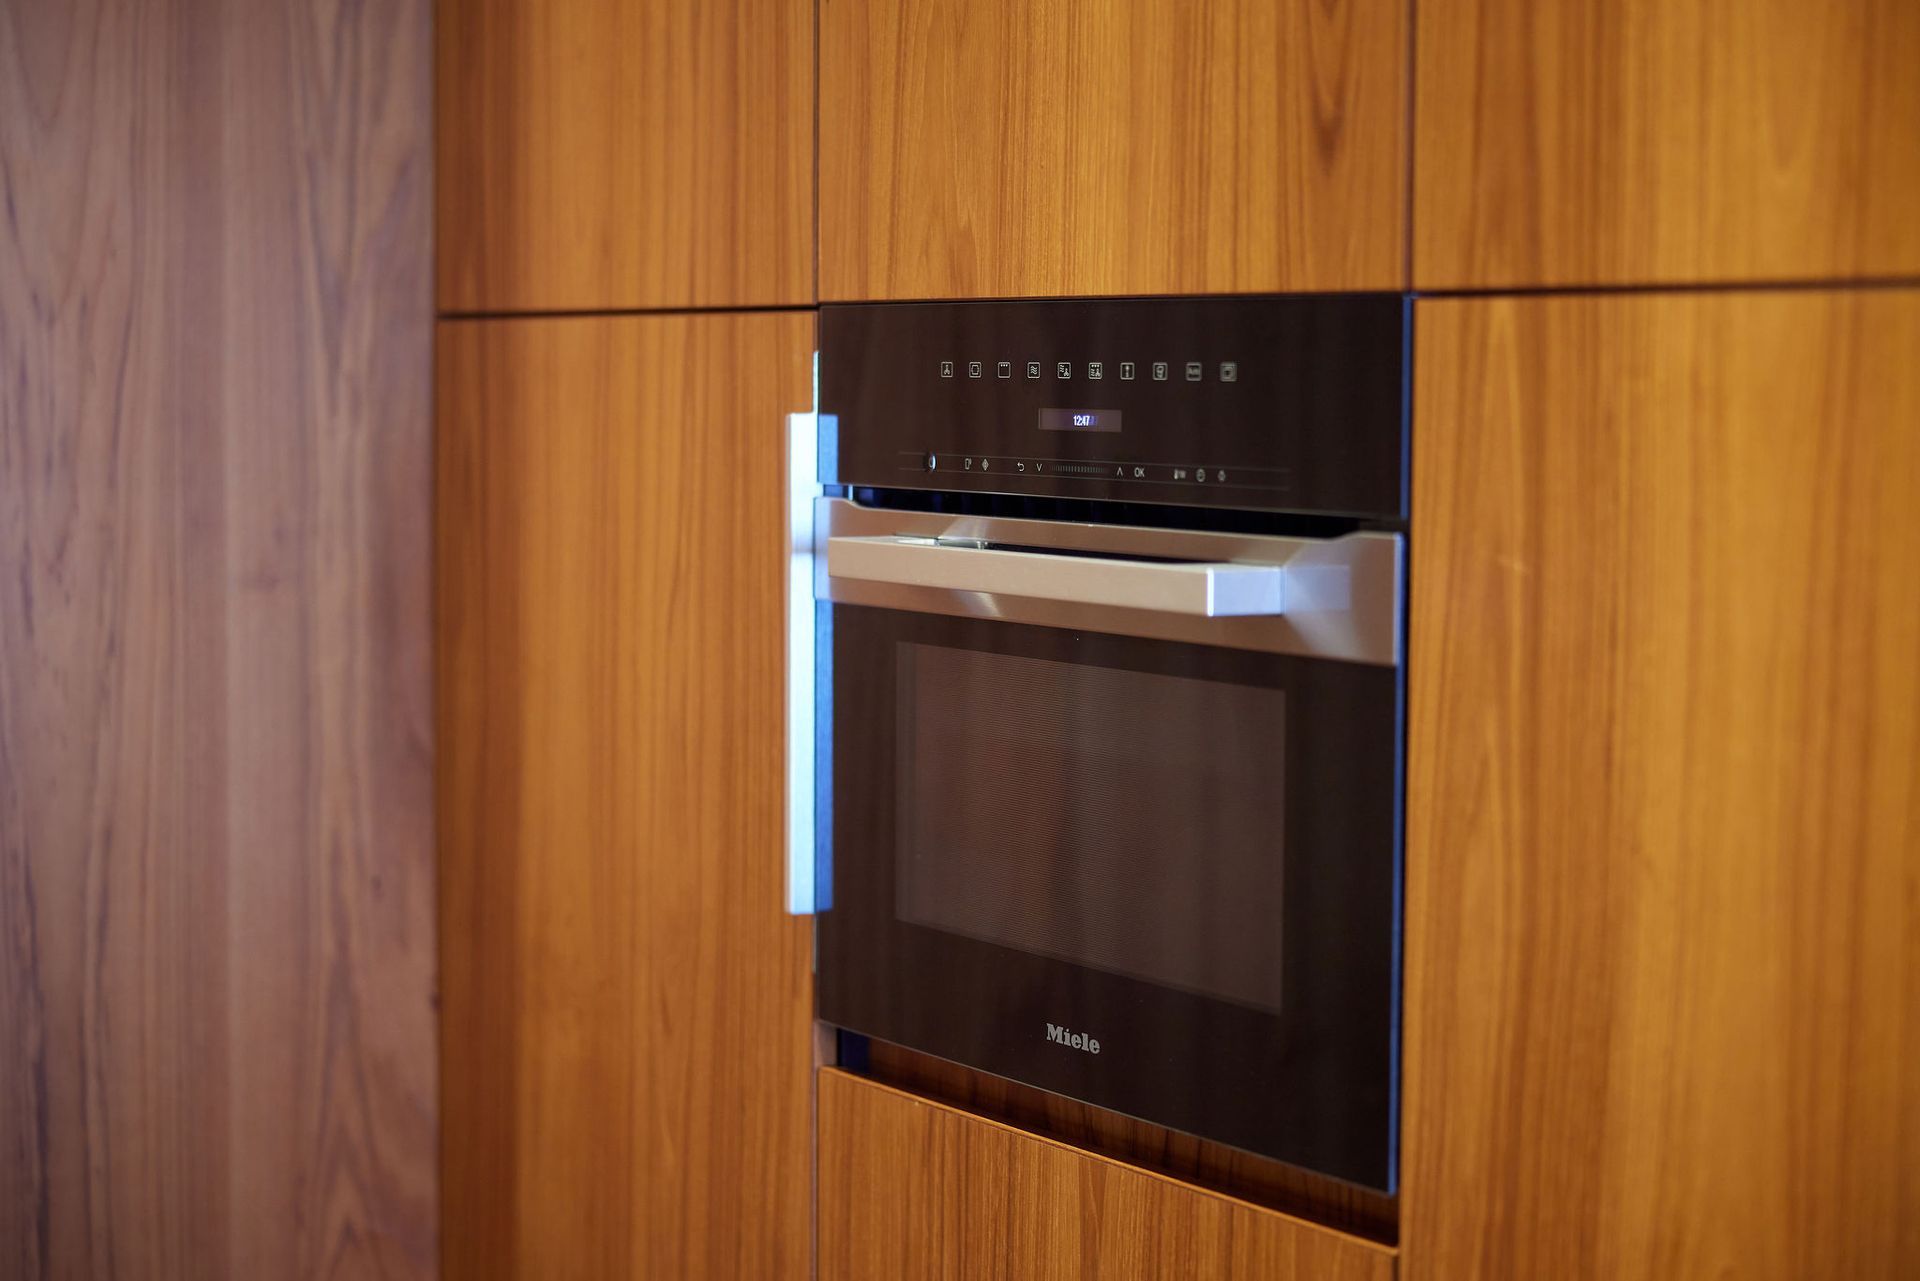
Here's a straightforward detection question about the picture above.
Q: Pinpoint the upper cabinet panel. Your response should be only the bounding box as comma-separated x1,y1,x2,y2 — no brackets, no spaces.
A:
1414,0,1920,289
437,0,814,312
820,0,1407,301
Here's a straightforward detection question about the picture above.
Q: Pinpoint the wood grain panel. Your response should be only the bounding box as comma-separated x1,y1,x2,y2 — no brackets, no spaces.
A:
1404,292,1920,1279
863,1038,1397,1242
1414,0,1920,288
819,1070,1397,1280
437,311,816,1279
437,0,814,312
820,0,1406,301
0,0,436,1276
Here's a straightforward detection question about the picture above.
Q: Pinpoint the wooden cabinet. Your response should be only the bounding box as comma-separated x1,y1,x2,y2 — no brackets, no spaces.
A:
1,1,438,1275
1403,291,1920,1279
819,0,1406,301
437,0,814,312
436,311,817,1279
1414,0,1920,289
818,1070,1396,1280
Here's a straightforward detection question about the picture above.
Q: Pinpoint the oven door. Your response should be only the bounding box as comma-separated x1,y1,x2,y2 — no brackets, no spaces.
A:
813,499,1402,1191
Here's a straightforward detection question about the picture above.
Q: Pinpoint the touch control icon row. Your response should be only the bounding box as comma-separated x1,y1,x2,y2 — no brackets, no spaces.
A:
925,453,1246,486
940,360,1237,383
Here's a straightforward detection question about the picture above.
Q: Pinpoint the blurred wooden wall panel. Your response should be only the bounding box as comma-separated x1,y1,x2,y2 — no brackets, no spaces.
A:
437,0,815,312
437,311,816,1279
820,0,1406,300
0,0,437,1276
1414,0,1920,288
1404,291,1920,1278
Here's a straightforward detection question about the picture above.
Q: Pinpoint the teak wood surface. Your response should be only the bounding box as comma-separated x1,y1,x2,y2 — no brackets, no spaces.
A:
0,0,438,1275
818,1070,1397,1280
1414,0,1920,289
437,0,814,312
863,1038,1398,1242
437,310,817,1279
1403,291,1920,1279
820,0,1406,301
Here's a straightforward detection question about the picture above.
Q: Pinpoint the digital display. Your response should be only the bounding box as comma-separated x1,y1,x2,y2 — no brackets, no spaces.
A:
1039,408,1122,433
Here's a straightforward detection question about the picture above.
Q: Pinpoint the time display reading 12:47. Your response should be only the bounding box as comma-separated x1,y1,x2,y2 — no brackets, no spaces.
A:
1038,408,1123,434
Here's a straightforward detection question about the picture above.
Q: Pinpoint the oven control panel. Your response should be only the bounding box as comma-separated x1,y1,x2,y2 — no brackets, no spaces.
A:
918,452,1280,492
939,359,1239,383
820,296,1407,518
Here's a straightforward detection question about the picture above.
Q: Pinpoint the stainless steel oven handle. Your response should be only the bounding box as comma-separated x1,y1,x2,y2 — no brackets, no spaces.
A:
828,535,1290,617
815,498,1401,665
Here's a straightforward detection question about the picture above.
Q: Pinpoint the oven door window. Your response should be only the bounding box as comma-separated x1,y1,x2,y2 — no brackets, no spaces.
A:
895,642,1288,1014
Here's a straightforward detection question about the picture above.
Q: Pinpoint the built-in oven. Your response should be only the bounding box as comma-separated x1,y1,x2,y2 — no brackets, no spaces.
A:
804,296,1407,1192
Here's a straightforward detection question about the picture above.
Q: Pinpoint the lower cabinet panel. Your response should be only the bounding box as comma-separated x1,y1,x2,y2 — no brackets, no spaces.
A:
437,311,817,1279
817,1070,1396,1280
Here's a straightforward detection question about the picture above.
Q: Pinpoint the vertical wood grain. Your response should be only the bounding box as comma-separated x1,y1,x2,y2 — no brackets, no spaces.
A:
1404,291,1920,1279
818,1070,1398,1280
437,311,817,1280
819,0,1406,301
436,0,815,313
1414,0,1920,289
0,0,437,1277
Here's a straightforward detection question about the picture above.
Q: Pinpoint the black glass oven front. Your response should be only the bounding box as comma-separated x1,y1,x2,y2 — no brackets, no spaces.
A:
816,603,1400,1190
813,294,1408,1192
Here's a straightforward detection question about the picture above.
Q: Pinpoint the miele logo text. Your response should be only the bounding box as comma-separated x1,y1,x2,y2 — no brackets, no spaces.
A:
1045,1024,1100,1054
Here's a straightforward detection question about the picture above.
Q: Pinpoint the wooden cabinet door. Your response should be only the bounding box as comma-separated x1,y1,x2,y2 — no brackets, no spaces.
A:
820,0,1407,301
2,1,437,1273
818,1071,1397,1280
437,311,817,1279
1404,291,1920,1279
437,0,814,312
1414,0,1920,289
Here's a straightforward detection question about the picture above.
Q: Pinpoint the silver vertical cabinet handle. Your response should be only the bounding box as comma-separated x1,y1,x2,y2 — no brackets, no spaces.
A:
826,535,1289,618
785,410,822,915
